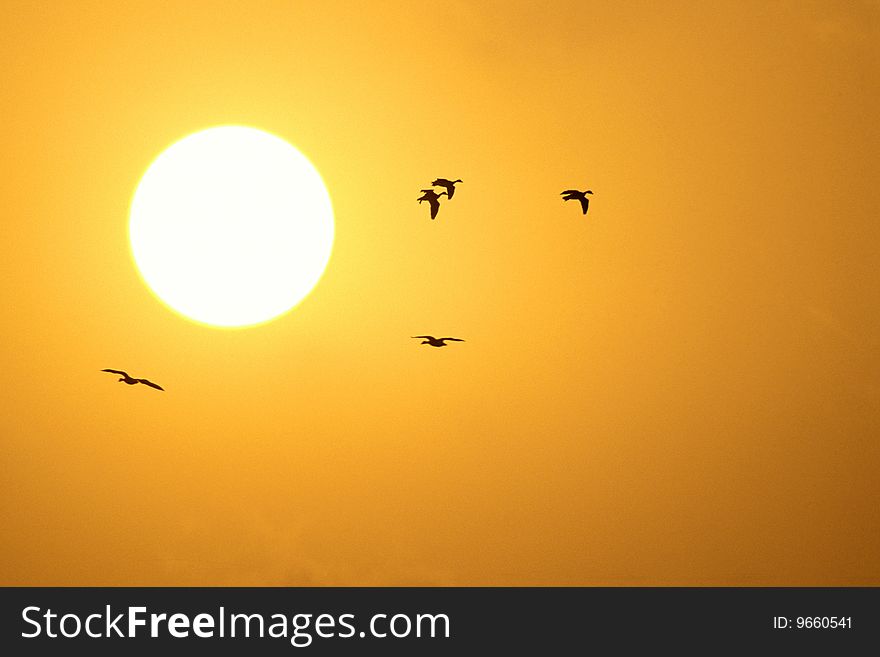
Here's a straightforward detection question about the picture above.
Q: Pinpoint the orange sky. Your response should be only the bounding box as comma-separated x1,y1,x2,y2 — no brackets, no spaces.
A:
1,0,878,585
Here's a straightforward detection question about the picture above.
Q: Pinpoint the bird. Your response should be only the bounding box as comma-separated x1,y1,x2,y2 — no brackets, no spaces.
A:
561,189,593,215
417,189,447,220
101,369,164,391
431,178,462,199
412,335,465,347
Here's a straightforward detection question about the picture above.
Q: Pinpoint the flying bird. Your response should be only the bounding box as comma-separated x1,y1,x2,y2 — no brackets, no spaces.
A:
412,335,465,347
431,178,462,199
561,189,593,215
417,189,447,220
101,369,164,391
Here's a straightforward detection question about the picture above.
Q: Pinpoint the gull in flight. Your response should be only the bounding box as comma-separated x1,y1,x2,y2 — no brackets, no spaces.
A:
101,369,165,391
417,189,447,220
431,178,462,199
412,335,465,348
561,189,593,215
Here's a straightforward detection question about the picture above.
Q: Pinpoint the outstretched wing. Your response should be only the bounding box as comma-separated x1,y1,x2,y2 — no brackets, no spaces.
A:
440,337,465,342
429,198,440,219
579,196,590,214
137,379,164,391
102,368,128,376
560,189,582,196
412,335,435,339
446,185,456,199
431,178,446,187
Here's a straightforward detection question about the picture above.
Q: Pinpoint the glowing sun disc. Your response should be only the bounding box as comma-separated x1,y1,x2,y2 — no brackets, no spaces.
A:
129,126,334,328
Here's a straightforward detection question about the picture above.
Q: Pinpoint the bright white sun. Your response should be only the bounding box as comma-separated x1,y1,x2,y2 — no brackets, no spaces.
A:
129,126,334,328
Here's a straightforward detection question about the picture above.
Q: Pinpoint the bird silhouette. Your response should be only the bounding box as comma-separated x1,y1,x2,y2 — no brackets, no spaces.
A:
412,335,465,347
102,369,164,391
561,189,593,215
418,189,447,220
431,178,462,199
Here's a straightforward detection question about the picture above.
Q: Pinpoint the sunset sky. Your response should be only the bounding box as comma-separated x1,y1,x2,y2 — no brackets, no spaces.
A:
1,0,878,585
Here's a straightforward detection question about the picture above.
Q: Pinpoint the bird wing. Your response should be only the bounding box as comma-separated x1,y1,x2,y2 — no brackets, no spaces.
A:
412,335,435,339
440,337,464,342
138,379,164,391
429,198,440,219
446,185,455,199
431,178,446,186
579,197,590,214
561,190,582,196
102,369,128,376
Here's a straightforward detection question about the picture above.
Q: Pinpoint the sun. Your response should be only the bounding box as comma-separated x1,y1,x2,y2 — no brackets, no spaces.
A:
129,126,334,328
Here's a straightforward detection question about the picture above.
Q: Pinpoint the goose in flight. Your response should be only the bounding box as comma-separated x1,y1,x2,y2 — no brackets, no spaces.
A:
418,189,447,220
412,335,465,348
431,178,462,199
101,369,164,391
561,189,593,215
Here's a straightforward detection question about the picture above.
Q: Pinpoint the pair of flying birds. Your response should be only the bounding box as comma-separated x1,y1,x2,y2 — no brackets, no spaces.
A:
417,178,462,220
102,336,465,392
